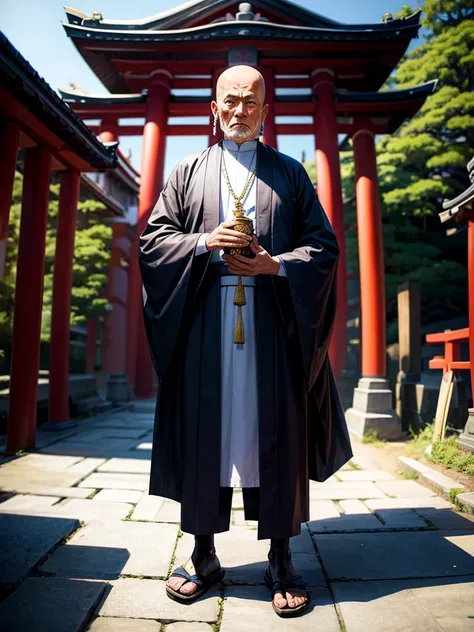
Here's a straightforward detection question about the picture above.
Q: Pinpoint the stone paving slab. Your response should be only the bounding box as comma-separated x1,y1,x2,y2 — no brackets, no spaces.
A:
337,470,396,482
132,494,164,520
0,493,61,514
166,624,213,632
135,442,153,451
410,576,474,630
349,456,376,469
0,513,80,584
79,473,150,491
175,526,326,586
376,480,437,498
332,579,443,631
0,576,106,632
88,618,161,631
309,482,387,500
154,498,181,522
65,458,106,476
49,498,134,522
0,468,87,488
71,428,148,441
41,519,179,578
40,439,142,457
308,498,384,533
2,453,84,471
0,483,95,498
372,508,428,529
97,458,151,474
419,507,474,530
365,497,453,511
220,585,340,631
97,578,219,622
93,489,144,504
315,530,474,581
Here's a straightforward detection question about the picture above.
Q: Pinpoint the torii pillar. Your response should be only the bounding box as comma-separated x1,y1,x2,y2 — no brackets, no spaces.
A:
47,169,81,427
345,124,400,439
129,71,171,398
6,147,52,453
312,69,347,380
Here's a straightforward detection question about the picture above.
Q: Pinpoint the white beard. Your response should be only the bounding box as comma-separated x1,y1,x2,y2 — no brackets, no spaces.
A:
219,117,254,141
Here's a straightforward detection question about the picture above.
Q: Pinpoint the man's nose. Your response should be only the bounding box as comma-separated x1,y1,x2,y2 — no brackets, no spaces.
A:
235,102,246,116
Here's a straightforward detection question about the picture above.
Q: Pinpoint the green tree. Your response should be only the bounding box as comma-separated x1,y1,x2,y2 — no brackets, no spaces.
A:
0,170,112,373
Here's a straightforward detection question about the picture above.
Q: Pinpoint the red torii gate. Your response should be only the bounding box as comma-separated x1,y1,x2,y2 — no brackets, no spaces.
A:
61,0,435,438
0,32,117,454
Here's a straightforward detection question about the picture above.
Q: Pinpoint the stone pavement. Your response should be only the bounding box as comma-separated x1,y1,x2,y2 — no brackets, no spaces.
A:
1,404,474,631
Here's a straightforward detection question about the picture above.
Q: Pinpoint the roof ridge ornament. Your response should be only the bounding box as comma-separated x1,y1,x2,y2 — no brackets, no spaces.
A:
213,2,269,24
382,13,394,23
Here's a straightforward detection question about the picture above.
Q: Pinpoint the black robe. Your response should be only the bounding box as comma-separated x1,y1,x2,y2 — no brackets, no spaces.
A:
139,141,352,540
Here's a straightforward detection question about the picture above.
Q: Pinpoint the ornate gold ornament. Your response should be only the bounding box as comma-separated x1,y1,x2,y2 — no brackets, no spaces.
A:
221,150,256,344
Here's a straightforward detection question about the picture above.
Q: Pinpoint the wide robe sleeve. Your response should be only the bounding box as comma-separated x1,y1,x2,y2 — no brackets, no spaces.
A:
276,164,340,392
138,159,210,382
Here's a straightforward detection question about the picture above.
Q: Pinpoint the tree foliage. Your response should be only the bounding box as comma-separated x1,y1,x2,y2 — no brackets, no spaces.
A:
305,0,472,342
0,170,112,372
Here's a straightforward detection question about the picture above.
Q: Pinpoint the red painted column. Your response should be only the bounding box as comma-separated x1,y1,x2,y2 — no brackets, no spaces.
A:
260,68,277,149
0,120,20,278
48,170,80,424
312,70,347,379
209,67,225,146
353,128,386,377
468,213,474,398
129,71,171,397
99,118,120,144
6,147,51,454
86,318,97,375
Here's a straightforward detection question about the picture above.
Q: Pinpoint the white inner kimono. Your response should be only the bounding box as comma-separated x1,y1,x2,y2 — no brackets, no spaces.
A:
195,139,285,487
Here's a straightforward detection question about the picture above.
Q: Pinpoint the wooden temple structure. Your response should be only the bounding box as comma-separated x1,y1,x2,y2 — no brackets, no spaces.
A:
1,0,440,450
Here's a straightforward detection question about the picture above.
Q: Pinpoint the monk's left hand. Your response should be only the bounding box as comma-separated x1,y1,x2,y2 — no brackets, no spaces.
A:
223,235,281,276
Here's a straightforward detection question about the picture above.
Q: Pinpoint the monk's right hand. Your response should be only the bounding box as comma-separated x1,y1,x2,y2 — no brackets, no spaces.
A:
205,220,252,251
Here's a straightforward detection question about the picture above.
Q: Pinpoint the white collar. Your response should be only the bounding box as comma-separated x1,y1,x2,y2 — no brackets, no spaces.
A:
222,139,258,152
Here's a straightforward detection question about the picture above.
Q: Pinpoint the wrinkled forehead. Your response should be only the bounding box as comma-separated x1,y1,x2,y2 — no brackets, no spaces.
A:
216,72,265,100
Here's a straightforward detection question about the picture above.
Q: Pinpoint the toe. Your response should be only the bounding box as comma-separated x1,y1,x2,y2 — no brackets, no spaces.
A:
286,593,296,608
179,581,197,595
167,577,185,591
273,590,287,609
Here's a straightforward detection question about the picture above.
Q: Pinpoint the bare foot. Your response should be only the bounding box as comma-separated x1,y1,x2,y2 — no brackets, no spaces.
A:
167,546,221,596
268,549,308,610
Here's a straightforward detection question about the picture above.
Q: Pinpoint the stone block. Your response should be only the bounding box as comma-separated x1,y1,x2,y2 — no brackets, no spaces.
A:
0,577,106,632
0,484,94,498
457,492,474,516
88,618,161,631
315,530,474,581
41,519,178,579
167,625,213,632
132,495,164,521
0,494,61,514
308,499,383,533
220,585,340,632
98,578,219,622
93,489,144,504
97,458,151,474
65,458,106,476
79,473,150,491
376,480,436,498
3,453,83,471
0,513,79,584
135,442,153,451
337,470,396,482
410,576,474,629
50,498,133,522
417,507,474,530
350,456,376,470
332,580,443,632
365,497,452,511
0,468,86,488
372,508,427,529
309,482,387,500
155,498,181,522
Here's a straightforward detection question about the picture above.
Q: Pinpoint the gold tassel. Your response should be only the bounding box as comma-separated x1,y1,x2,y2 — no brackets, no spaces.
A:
233,275,246,345
234,306,245,344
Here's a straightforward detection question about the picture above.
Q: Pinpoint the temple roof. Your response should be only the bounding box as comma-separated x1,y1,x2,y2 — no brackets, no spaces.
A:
63,2,421,94
64,1,420,32
440,157,474,223
0,31,117,171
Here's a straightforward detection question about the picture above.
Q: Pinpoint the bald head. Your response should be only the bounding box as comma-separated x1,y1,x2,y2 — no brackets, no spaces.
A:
211,65,268,144
216,65,266,101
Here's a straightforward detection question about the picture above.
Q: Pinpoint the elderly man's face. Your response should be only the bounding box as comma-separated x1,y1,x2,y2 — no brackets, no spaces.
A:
212,66,268,144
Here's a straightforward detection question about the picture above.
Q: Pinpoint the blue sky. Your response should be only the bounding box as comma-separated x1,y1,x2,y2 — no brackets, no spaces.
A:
1,0,425,178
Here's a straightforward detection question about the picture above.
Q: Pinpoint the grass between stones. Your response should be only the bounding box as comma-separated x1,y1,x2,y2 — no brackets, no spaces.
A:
406,422,435,458
360,430,385,447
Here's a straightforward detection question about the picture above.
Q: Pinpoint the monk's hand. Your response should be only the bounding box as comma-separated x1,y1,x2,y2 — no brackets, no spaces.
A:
205,220,253,251
223,235,281,276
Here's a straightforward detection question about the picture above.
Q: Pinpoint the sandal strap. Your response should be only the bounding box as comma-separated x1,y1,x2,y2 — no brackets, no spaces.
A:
169,566,209,588
270,574,307,596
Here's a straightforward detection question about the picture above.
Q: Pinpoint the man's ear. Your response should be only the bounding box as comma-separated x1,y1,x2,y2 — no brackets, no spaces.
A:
261,103,269,124
211,101,219,117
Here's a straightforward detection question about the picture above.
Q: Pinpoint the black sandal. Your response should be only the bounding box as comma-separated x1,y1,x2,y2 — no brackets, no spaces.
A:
264,566,310,617
166,564,225,604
